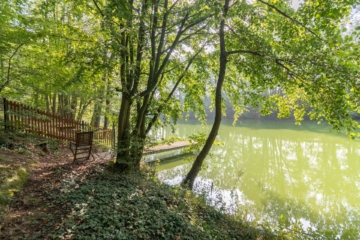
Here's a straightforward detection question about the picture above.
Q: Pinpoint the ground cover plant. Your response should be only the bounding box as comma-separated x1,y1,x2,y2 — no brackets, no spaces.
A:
49,168,278,240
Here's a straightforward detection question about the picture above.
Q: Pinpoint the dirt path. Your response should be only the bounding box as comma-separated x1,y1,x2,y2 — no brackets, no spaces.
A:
0,141,113,239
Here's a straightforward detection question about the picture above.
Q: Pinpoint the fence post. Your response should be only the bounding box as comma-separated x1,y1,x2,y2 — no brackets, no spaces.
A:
3,98,9,131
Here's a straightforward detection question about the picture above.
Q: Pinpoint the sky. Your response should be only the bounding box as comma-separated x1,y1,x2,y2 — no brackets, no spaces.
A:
291,0,303,10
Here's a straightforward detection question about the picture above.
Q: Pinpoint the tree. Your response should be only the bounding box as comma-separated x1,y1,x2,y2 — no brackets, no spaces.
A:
183,0,360,189
0,1,37,94
183,0,230,189
89,0,212,170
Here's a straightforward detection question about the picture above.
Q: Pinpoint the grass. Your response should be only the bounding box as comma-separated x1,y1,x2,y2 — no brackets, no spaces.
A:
0,156,29,207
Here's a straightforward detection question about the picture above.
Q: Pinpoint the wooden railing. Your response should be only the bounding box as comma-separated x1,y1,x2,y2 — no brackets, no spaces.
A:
2,98,115,146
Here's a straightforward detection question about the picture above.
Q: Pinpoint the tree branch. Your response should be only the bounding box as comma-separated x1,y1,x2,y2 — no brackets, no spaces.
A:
227,49,264,57
92,0,105,17
92,0,124,28
154,0,169,78
145,42,207,134
138,13,189,97
226,49,307,84
0,43,25,92
257,0,323,41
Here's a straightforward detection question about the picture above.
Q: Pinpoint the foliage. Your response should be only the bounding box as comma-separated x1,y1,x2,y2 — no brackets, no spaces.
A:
0,155,29,216
52,169,277,240
148,136,185,147
184,131,223,155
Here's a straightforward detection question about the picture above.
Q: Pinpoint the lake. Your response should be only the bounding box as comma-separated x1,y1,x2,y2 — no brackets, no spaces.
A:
151,120,360,237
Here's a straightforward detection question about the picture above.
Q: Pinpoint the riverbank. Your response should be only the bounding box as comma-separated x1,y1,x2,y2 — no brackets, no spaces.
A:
0,132,279,239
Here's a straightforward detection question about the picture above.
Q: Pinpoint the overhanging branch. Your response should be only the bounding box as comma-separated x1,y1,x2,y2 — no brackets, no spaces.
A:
257,0,323,41
226,49,307,84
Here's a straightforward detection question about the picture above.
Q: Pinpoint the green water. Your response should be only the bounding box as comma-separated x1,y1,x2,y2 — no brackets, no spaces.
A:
154,120,360,236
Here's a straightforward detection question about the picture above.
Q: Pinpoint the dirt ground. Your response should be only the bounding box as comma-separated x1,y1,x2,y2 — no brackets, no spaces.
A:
0,135,113,239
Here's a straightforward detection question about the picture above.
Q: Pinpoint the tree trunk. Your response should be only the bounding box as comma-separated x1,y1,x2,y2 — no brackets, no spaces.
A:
77,99,92,121
52,93,56,115
45,94,50,113
130,95,149,168
116,94,132,170
57,94,63,116
104,98,110,129
183,0,230,190
91,101,102,127
70,95,77,120
91,87,104,127
104,74,112,129
34,92,39,108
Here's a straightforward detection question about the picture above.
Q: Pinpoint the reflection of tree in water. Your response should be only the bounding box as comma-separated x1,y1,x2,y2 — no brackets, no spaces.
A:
157,123,360,235
258,187,360,238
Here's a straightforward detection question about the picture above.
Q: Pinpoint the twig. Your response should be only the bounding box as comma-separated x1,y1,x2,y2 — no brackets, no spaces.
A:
257,0,323,41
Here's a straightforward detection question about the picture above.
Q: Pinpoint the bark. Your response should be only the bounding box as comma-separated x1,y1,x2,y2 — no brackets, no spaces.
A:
183,0,230,190
104,62,113,129
70,95,77,120
116,95,132,169
104,98,111,129
34,93,39,109
91,99,102,127
64,95,71,118
52,93,56,115
45,94,50,113
57,94,63,116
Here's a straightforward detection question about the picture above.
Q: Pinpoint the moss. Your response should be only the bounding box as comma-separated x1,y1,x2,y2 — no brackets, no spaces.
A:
0,160,29,206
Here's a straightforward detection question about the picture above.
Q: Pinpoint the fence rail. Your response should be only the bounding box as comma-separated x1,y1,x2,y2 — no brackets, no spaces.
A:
2,98,114,146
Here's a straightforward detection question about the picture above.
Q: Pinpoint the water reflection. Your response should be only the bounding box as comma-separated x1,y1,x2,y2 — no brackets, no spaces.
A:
156,121,360,235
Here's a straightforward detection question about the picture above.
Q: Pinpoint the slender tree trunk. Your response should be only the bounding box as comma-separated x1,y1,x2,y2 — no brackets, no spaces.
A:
66,95,71,118
57,94,63,116
52,93,56,115
104,61,114,130
45,94,50,113
183,0,230,189
104,98,111,129
77,99,92,121
91,100,102,127
70,95,77,120
34,93,39,108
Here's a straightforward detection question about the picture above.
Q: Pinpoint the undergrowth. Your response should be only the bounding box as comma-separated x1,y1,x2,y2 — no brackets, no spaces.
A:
0,131,63,219
0,156,29,207
49,168,277,240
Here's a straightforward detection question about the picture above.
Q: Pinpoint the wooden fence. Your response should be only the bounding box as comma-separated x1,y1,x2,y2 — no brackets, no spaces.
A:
2,98,115,146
